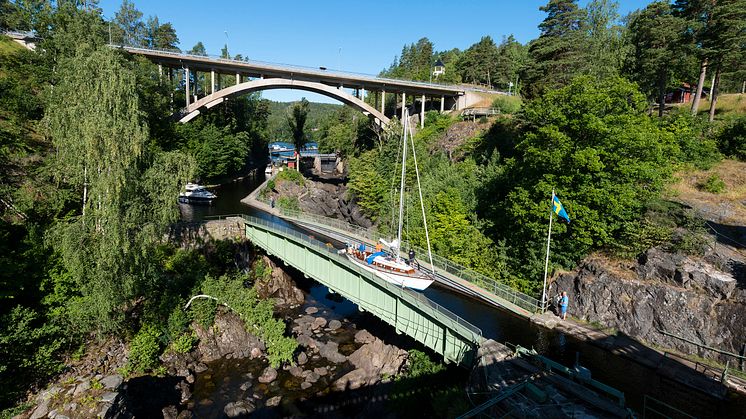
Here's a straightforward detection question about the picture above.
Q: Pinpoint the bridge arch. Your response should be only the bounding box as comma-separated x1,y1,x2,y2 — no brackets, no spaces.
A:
179,78,391,126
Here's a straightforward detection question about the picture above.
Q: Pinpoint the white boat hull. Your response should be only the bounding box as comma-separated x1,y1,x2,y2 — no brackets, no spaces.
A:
346,254,434,291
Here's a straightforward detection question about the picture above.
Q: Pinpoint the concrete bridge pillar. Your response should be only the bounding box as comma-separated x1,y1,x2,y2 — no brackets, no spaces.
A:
185,67,190,107
401,92,406,120
421,94,425,128
440,95,445,113
211,69,216,94
236,72,240,86
381,90,386,115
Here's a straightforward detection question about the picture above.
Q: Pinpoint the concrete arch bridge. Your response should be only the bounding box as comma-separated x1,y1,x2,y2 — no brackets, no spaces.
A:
116,45,505,127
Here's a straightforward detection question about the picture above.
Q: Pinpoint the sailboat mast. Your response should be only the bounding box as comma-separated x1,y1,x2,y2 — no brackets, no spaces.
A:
407,122,435,274
396,110,408,261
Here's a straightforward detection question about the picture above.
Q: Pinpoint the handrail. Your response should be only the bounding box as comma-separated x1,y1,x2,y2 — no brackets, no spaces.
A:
264,205,542,313
238,214,484,339
657,329,746,362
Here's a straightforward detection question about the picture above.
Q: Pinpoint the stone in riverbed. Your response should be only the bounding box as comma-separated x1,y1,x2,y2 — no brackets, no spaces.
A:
258,367,278,384
300,382,312,390
297,352,308,365
311,317,327,330
328,319,342,331
313,367,328,376
240,381,252,391
266,395,282,407
72,380,90,397
224,400,255,417
354,330,375,344
289,366,304,377
162,405,178,419
305,307,319,314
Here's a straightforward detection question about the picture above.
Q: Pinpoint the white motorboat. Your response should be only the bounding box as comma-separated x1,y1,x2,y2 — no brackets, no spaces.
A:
178,183,217,204
344,109,435,291
264,164,273,175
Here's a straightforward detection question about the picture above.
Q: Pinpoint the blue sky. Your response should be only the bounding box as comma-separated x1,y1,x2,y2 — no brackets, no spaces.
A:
99,0,651,102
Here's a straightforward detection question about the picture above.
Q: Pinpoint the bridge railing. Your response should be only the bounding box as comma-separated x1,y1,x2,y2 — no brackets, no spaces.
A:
111,44,506,94
265,205,542,314
233,214,483,339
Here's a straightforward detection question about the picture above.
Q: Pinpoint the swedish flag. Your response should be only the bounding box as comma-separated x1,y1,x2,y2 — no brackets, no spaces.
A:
552,195,570,223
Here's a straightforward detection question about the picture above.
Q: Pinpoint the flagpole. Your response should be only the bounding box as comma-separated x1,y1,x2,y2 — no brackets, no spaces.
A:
541,189,555,313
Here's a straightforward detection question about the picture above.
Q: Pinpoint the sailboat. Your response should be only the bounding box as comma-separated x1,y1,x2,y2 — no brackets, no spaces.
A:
344,109,436,291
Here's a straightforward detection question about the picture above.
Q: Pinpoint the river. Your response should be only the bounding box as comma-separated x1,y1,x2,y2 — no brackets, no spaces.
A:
180,174,746,418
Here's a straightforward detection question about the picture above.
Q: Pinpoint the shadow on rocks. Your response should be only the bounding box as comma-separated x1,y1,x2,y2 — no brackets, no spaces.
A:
108,375,184,418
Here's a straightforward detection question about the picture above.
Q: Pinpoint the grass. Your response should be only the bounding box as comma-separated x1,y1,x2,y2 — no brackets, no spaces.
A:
0,35,25,56
685,93,746,119
667,159,746,225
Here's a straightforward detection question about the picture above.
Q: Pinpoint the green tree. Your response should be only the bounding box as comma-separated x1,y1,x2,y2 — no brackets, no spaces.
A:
584,0,629,79
627,1,688,117
45,45,194,334
489,77,679,282
495,35,529,92
455,36,500,87
524,0,588,97
144,16,179,50
113,0,144,47
287,98,310,167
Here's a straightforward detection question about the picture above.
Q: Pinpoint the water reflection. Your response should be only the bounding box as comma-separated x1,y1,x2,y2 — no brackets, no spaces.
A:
179,173,266,222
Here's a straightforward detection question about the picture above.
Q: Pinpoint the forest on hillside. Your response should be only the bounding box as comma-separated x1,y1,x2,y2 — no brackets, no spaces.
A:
0,0,745,414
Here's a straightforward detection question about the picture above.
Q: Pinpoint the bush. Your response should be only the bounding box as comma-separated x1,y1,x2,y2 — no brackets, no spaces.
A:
188,298,217,329
403,349,444,378
699,174,726,194
714,116,746,161
277,196,300,211
127,324,162,373
169,332,197,354
491,95,522,114
661,111,720,169
276,169,304,185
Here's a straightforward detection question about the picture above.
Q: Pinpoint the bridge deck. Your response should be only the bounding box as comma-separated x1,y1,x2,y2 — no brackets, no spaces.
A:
116,45,505,97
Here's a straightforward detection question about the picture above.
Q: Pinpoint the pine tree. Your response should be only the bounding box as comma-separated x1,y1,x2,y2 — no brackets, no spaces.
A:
524,0,588,97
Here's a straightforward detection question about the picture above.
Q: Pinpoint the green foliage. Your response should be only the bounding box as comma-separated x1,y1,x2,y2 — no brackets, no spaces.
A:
277,196,300,211
486,76,679,282
0,306,66,407
127,323,162,373
402,349,445,378
714,116,746,160
491,95,523,114
169,332,197,354
287,98,310,152
660,111,721,169
252,258,272,281
276,169,305,186
200,273,297,367
699,174,726,194
188,298,217,329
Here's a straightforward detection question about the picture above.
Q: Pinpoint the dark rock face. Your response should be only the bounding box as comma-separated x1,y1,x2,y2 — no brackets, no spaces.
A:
194,309,265,362
554,249,745,362
254,255,304,308
271,177,372,228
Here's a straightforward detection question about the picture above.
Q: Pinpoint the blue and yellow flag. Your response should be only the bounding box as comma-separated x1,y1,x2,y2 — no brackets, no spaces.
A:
552,195,570,223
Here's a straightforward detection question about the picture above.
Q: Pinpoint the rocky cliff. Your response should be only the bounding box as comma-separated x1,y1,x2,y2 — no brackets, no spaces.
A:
269,176,372,228
553,247,745,363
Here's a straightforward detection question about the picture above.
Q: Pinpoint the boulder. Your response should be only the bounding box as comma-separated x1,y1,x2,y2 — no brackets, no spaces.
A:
266,395,282,407
100,374,123,390
297,352,308,365
162,405,178,419
354,330,375,344
328,319,342,331
258,367,278,384
224,400,255,417
305,307,319,314
311,317,327,330
316,340,347,364
347,337,407,385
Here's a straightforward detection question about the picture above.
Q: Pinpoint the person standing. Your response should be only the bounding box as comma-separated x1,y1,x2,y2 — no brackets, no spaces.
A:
559,291,569,320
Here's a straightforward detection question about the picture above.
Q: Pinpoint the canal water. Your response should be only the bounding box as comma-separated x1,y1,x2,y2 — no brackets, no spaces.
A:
181,175,746,418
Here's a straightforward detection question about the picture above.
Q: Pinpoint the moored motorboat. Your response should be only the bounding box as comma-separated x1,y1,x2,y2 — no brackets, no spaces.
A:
178,182,217,204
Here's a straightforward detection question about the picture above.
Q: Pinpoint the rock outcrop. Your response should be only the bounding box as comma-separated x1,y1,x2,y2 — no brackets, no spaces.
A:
253,255,304,308
553,248,746,362
193,309,265,362
270,177,372,228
